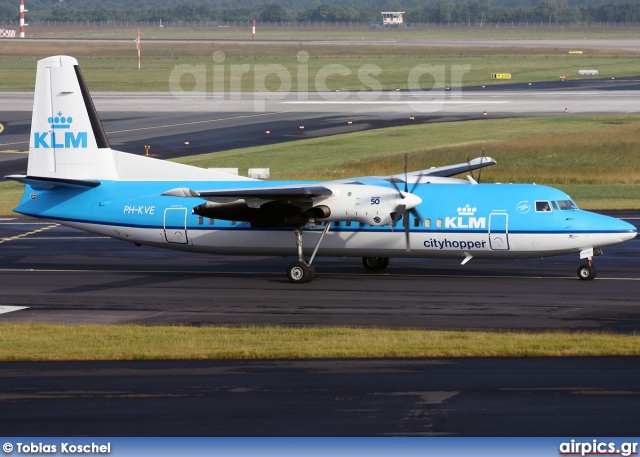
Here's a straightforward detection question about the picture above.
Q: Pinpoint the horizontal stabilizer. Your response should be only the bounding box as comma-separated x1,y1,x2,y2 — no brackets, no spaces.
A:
5,175,101,189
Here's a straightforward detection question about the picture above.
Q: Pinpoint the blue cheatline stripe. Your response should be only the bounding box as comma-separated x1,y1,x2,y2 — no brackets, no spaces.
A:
18,214,633,236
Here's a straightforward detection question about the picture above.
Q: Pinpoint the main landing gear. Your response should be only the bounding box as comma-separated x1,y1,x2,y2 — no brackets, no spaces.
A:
577,259,597,281
362,257,390,271
287,223,331,284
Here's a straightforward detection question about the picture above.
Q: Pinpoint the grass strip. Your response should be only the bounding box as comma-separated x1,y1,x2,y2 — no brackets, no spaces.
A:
174,115,640,182
22,24,640,41
1,40,639,91
0,323,638,361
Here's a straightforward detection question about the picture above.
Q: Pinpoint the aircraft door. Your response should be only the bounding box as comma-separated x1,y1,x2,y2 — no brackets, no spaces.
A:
164,207,188,244
488,212,509,250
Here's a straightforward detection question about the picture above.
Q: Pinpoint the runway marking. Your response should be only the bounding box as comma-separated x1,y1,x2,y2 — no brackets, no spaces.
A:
0,268,637,281
0,150,27,154
0,306,28,315
106,111,302,135
11,236,109,240
284,100,511,105
0,223,59,244
0,111,304,147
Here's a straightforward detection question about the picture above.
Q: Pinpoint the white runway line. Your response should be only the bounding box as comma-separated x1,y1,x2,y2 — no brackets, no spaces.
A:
0,306,29,315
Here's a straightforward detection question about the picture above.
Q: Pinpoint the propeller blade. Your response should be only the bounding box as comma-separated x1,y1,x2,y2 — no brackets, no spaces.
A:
477,147,486,184
465,152,475,181
391,204,406,225
409,172,423,194
409,206,423,222
389,179,405,198
403,209,411,252
404,154,408,193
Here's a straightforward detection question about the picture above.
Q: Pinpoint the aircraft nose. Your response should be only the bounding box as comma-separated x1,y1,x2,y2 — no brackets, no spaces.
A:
618,219,637,242
400,191,422,209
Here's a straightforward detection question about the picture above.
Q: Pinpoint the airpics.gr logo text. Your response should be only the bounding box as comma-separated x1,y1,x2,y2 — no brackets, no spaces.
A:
33,112,88,149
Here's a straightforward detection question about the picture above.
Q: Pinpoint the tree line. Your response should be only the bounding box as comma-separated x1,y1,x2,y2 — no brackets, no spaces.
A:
1,0,640,25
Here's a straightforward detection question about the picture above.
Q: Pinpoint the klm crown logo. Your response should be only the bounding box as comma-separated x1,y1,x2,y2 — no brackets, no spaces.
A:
457,204,477,216
49,112,73,129
34,111,88,149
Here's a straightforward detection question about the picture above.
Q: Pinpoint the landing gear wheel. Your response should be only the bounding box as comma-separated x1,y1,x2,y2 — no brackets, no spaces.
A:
577,264,597,281
288,261,312,284
362,257,390,271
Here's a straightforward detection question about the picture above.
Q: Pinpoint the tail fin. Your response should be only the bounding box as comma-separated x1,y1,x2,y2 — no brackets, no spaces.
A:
27,55,118,180
19,55,252,184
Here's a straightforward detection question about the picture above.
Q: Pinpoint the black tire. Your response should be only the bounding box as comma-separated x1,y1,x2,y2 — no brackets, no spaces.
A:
362,257,390,271
577,264,597,281
287,261,312,283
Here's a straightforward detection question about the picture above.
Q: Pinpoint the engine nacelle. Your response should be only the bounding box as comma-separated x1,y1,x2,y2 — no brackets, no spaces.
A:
314,184,421,226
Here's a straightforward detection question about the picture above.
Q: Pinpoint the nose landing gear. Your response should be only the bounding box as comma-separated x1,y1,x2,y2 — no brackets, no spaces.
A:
577,248,602,281
577,259,597,281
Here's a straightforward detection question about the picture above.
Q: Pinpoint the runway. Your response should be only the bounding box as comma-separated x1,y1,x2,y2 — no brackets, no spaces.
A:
1,357,639,436
0,214,638,330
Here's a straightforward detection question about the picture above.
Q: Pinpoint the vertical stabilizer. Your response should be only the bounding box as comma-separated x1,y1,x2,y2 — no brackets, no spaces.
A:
28,55,118,180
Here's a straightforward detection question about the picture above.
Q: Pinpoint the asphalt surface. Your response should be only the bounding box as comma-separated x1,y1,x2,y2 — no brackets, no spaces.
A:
1,357,639,436
0,213,638,330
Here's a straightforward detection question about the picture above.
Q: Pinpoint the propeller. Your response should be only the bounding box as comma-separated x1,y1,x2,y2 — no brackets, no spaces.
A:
389,154,423,252
466,147,487,184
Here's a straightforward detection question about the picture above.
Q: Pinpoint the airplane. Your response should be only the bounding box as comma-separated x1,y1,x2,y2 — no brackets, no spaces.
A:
5,55,637,283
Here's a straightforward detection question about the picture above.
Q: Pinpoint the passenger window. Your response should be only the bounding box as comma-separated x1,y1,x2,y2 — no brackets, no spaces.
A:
424,219,431,228
359,222,365,227
413,218,420,227
335,221,341,227
346,221,351,227
535,201,552,212
198,217,203,225
436,219,442,228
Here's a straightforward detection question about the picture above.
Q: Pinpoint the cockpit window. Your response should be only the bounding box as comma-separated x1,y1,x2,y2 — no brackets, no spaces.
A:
557,200,578,210
551,201,559,210
535,201,552,212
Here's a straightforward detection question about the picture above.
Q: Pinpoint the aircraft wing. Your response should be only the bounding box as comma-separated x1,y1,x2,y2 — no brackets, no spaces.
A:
195,185,333,201
391,156,496,180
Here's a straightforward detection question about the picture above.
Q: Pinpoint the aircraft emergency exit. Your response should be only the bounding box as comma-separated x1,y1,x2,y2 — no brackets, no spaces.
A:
6,56,637,283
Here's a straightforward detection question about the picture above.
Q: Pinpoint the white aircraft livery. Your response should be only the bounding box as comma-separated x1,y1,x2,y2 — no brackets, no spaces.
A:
7,55,637,283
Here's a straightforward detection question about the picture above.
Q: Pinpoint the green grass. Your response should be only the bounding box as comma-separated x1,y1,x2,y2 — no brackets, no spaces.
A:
23,24,640,41
0,181,24,216
0,323,638,361
1,40,638,91
175,115,640,181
